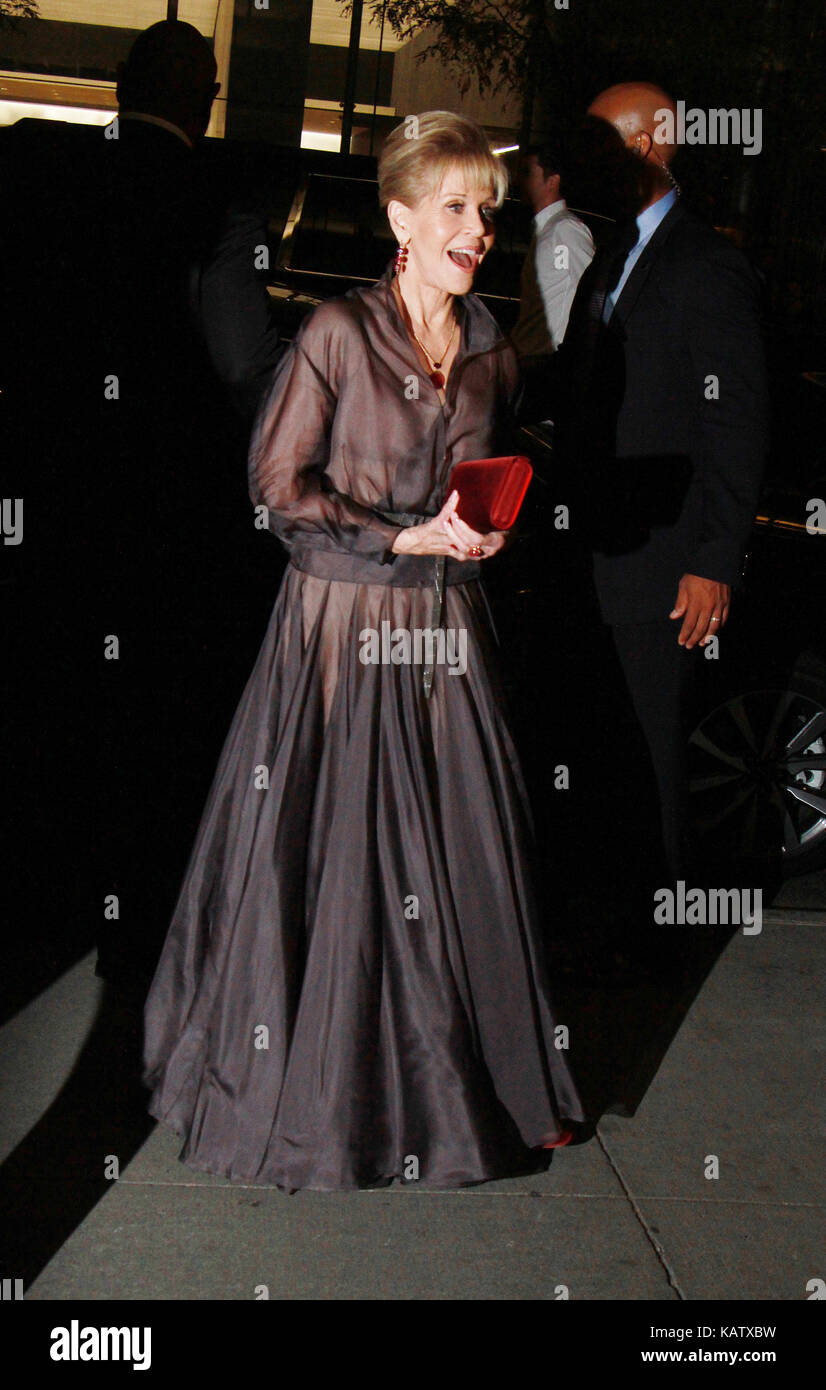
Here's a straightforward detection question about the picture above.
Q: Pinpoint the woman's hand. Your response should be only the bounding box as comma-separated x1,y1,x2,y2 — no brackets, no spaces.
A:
391,491,508,560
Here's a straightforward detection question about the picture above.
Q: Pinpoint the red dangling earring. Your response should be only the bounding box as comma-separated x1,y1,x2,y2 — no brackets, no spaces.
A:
394,241,409,276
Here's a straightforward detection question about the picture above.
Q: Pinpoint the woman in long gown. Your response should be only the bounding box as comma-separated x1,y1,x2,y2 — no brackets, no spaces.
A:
142,111,585,1191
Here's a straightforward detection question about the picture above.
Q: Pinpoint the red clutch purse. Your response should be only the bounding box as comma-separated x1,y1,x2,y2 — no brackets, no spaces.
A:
446,455,534,533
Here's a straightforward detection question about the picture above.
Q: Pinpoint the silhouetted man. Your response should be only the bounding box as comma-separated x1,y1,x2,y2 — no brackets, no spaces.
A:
116,17,220,148
1,21,284,995
111,22,282,419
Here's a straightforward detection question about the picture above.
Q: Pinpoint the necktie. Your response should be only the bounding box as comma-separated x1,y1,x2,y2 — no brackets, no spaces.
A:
567,218,639,405
590,219,640,328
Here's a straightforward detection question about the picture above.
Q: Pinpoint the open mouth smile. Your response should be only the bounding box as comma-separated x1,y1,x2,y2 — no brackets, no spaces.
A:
447,248,484,271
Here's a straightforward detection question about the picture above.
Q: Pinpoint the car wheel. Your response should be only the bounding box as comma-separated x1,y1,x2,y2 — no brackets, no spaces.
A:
688,670,826,878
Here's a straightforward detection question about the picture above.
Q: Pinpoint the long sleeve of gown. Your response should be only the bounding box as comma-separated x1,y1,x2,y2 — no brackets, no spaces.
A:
248,301,402,562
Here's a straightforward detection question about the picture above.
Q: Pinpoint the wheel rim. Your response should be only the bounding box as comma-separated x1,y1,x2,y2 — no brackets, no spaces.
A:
688,688,826,865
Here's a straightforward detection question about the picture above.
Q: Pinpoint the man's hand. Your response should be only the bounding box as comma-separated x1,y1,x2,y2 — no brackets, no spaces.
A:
669,573,730,648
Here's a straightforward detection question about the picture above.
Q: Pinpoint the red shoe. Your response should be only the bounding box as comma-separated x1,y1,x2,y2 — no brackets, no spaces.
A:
542,1128,574,1150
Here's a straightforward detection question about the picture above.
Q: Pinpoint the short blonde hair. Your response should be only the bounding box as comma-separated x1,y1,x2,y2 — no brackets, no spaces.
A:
378,110,508,213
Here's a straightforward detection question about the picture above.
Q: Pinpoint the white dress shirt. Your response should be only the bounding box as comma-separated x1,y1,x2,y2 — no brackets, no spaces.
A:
511,199,595,355
116,111,194,150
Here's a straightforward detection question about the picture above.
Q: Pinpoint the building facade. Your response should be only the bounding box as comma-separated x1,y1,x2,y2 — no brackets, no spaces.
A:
0,1,519,150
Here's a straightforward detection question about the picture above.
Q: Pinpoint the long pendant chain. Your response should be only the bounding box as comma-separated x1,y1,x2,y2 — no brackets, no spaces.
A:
409,318,457,390
395,281,457,389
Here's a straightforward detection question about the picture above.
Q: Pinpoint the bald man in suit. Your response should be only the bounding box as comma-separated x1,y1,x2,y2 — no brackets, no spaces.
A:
528,85,768,966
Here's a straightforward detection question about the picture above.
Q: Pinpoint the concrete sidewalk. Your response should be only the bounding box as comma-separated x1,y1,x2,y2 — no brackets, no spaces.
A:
2,883,824,1301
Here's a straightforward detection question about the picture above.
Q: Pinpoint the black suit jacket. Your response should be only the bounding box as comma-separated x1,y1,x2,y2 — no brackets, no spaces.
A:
1,117,286,942
543,199,769,624
1,114,289,790
1,116,284,588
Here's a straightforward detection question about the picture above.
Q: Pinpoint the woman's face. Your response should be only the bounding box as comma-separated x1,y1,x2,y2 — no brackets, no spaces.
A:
394,164,497,295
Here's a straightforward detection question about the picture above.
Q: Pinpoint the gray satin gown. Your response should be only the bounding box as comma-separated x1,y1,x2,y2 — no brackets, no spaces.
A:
141,261,585,1190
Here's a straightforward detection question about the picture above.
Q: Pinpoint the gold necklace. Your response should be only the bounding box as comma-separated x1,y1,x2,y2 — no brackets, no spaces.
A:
395,282,457,389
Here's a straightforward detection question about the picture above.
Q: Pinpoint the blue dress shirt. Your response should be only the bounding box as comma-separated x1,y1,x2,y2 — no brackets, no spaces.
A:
603,188,678,322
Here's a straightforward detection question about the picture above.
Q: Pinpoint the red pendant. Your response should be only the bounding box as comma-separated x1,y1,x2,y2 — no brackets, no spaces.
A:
430,369,445,389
